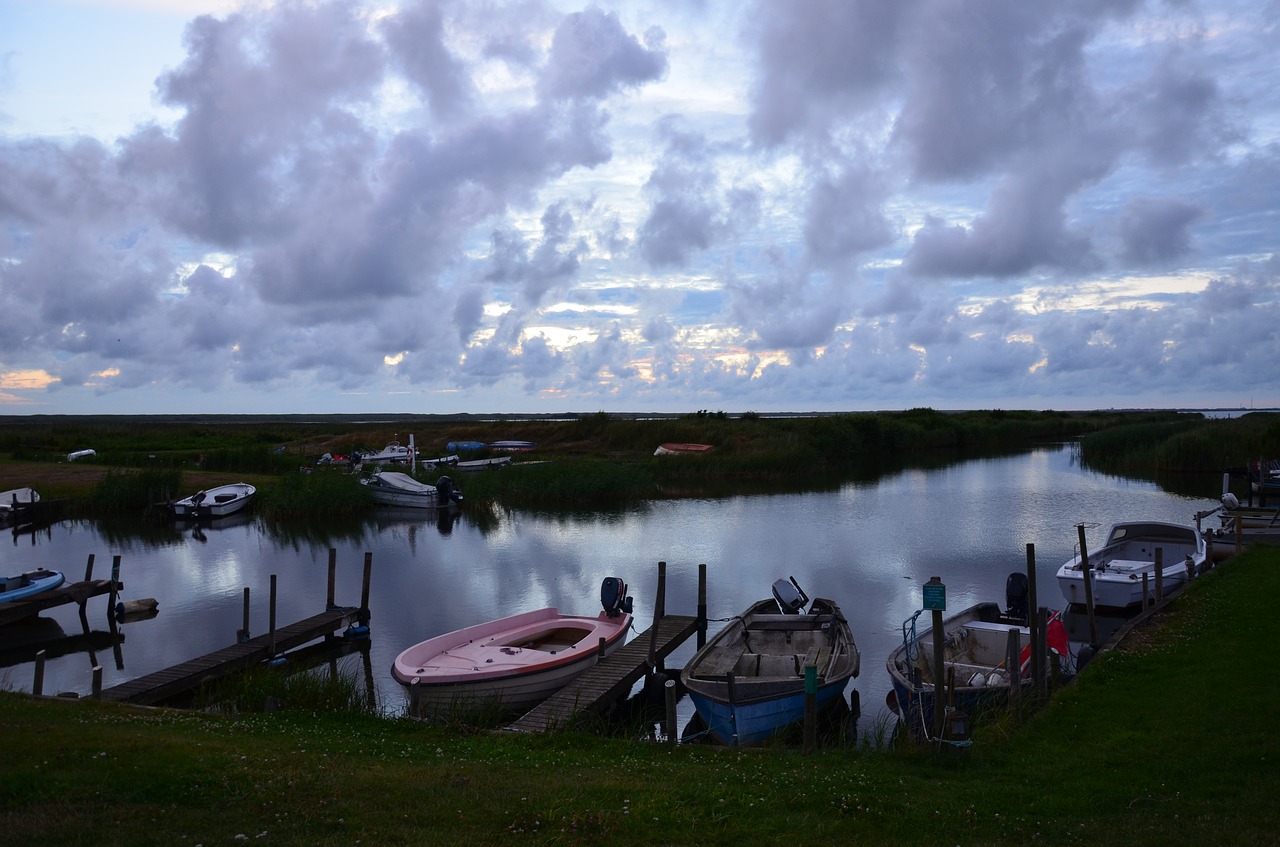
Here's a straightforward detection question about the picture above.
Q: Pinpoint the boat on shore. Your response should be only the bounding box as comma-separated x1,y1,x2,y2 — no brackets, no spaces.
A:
1057,520,1206,608
455,456,512,471
392,578,634,718
361,472,463,509
654,443,713,456
1,568,66,603
355,439,415,466
886,574,1070,742
170,483,256,519
680,577,859,747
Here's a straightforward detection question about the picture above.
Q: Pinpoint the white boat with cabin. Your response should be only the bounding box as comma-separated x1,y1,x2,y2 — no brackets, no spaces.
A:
1056,520,1206,608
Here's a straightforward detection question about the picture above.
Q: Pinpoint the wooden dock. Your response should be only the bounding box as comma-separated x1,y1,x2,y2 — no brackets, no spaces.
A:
99,607,361,706
504,613,699,733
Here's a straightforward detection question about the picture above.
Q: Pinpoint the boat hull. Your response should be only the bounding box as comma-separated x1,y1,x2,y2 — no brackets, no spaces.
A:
393,607,631,717
1056,520,1206,608
681,597,859,747
1,568,65,603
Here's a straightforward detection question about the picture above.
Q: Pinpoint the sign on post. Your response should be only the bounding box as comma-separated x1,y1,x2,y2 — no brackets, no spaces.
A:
923,577,946,611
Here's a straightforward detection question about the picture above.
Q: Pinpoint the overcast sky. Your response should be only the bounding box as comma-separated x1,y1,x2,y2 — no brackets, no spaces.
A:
2,0,1277,415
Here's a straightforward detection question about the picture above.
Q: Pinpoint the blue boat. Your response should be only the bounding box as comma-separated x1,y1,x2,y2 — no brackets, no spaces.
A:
0,568,66,603
446,441,487,452
680,578,860,747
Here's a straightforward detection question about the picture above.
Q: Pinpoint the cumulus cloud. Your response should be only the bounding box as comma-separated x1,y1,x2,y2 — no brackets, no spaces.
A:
0,0,1276,413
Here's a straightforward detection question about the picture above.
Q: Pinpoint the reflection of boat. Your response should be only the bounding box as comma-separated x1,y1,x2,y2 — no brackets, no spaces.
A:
1,568,66,603
361,472,463,509
491,440,536,451
680,578,859,747
392,578,633,718
886,575,1070,742
1057,520,1206,608
0,487,40,525
170,483,257,519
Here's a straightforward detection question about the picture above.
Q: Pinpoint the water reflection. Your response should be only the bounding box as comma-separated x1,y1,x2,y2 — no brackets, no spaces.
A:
0,444,1218,742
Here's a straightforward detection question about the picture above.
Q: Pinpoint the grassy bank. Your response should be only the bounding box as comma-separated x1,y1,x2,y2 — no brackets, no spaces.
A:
0,409,1210,514
3,545,1277,846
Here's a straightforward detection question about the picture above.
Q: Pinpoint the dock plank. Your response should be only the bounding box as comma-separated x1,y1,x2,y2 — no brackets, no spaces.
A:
99,607,359,705
505,614,698,734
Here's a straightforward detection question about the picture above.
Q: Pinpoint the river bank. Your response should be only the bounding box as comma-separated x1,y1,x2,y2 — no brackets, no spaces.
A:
2,544,1276,846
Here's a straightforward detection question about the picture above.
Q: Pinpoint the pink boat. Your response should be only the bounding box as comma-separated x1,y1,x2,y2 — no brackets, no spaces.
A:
393,578,633,718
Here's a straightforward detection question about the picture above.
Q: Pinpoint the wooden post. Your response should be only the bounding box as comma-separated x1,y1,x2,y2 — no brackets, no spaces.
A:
238,587,251,643
1142,572,1150,608
33,649,45,696
696,563,708,649
107,555,121,624
84,553,95,582
327,548,337,610
1005,628,1020,705
1036,607,1049,697
929,582,946,741
647,562,667,674
409,677,421,720
1077,525,1099,646
92,665,103,699
360,552,373,627
803,663,817,754
1026,543,1041,686
268,574,278,659
597,636,606,659
1154,548,1164,603
664,678,678,746
726,671,738,747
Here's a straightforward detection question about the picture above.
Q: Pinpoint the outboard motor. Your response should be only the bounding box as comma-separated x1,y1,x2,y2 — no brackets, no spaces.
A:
436,475,463,504
1005,571,1029,624
600,577,633,617
771,576,809,614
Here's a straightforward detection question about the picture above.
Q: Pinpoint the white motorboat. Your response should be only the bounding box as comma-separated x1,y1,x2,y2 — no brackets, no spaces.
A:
361,472,463,509
355,436,417,466
1057,520,1207,608
393,577,633,718
170,483,257,519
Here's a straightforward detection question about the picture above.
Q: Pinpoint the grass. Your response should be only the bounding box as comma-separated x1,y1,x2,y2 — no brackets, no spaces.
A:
2,544,1277,846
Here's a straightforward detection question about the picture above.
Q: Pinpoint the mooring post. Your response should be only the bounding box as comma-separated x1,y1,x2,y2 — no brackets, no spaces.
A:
696,563,708,649
647,562,666,676
409,677,421,720
1005,628,1021,705
327,548,337,610
1142,572,1150,608
664,678,678,746
268,574,278,659
83,553,95,582
926,576,946,741
92,665,102,699
360,551,373,627
107,555,121,624
803,663,817,754
597,636,606,660
1155,548,1164,603
1076,525,1099,647
33,649,45,696
1026,543,1041,687
238,587,251,643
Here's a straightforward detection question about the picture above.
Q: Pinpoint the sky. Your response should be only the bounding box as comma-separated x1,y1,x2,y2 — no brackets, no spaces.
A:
1,0,1277,416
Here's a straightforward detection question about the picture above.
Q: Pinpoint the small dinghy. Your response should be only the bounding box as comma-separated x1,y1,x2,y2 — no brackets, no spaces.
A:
0,568,66,603
170,483,256,519
392,578,633,719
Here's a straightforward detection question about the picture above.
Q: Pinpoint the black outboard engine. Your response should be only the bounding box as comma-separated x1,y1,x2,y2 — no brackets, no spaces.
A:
600,577,633,617
1005,571,1029,624
772,576,809,614
436,475,463,504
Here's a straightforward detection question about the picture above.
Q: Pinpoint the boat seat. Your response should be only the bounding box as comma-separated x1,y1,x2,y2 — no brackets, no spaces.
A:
801,645,832,675
691,646,746,679
745,614,833,631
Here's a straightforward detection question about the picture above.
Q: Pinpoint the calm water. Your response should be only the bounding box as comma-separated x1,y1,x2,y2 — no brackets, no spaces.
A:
1,444,1219,738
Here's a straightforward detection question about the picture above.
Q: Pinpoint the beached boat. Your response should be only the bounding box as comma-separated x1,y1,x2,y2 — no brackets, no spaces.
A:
392,577,634,718
361,472,463,509
0,487,40,524
886,575,1070,742
355,439,416,466
0,567,65,603
455,456,512,471
1057,520,1206,608
170,483,257,519
653,443,713,456
680,578,859,747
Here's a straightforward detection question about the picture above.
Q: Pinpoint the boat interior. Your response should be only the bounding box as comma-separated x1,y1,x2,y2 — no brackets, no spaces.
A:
497,625,596,654
910,618,1022,688
690,615,839,682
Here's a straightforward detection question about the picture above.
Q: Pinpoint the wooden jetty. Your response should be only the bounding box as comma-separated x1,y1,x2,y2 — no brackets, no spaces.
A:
0,553,121,627
504,562,705,734
97,549,372,707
